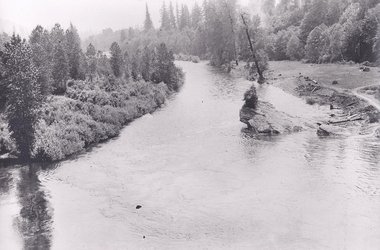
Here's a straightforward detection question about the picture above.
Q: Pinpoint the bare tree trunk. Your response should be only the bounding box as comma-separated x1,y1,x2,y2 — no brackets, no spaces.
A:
240,13,265,83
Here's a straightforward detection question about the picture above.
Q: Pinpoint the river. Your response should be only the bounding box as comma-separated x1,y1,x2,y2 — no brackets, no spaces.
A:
1,62,380,249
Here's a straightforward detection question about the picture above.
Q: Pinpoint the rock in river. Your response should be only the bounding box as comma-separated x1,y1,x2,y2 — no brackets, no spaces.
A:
240,101,303,134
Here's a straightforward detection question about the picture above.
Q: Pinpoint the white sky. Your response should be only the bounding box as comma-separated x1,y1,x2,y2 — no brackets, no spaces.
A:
0,0,250,37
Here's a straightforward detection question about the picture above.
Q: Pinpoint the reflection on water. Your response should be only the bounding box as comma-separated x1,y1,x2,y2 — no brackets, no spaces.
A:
15,165,53,250
0,165,53,250
0,62,380,249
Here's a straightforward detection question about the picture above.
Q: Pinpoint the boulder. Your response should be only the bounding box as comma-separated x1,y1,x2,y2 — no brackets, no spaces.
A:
317,124,348,136
240,101,303,134
375,128,380,138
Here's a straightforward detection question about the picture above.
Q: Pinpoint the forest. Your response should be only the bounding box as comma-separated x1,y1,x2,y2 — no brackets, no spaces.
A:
0,24,184,161
86,0,380,67
0,0,379,162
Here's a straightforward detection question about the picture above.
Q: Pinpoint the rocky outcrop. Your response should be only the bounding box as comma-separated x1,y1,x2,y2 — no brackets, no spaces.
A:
317,124,349,136
240,101,303,134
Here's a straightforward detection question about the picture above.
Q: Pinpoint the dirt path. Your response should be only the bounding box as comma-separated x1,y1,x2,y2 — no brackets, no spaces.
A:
352,85,380,111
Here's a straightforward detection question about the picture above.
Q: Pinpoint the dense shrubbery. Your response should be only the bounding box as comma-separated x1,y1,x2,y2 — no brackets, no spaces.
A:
0,22,184,161
32,78,172,161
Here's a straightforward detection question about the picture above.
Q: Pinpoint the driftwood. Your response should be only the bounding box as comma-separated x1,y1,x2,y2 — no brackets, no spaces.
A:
328,116,363,124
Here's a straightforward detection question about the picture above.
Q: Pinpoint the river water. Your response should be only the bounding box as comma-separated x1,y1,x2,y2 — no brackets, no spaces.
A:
1,62,380,250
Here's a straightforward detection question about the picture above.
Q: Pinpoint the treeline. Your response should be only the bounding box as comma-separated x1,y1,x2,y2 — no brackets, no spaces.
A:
0,23,183,161
263,0,380,63
87,0,379,68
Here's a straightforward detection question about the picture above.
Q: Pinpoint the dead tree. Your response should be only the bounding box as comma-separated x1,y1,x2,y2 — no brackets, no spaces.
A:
240,13,265,84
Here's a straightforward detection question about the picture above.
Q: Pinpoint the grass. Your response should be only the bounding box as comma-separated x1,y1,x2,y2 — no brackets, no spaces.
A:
269,61,380,91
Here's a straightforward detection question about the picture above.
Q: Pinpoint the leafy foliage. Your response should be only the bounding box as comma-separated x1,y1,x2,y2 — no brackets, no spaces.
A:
0,35,42,160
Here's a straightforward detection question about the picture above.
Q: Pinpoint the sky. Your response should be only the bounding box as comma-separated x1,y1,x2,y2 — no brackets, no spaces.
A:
0,0,250,38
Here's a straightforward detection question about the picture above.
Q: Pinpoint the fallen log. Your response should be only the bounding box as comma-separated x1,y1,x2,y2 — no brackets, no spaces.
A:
328,117,363,124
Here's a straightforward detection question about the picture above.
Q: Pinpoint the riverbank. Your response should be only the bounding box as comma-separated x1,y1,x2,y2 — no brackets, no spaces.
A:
238,61,380,136
0,74,184,163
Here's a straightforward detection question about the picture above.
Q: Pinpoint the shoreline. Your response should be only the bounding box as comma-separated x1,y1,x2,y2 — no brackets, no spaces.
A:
237,61,380,136
0,76,184,166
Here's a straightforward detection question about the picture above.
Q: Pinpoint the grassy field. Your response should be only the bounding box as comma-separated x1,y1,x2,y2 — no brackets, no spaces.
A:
268,61,380,92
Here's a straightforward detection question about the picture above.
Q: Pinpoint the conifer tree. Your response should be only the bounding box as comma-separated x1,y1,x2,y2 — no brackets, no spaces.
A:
160,2,171,30
110,42,123,77
169,2,177,29
144,4,154,31
65,24,82,80
141,46,153,82
29,25,52,95
86,43,97,81
0,35,42,160
52,41,69,94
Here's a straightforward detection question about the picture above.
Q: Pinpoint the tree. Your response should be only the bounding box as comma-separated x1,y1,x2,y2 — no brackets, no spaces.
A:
131,49,141,81
160,2,171,30
240,13,266,83
141,46,153,82
52,41,69,94
152,43,176,87
144,4,154,31
0,35,42,160
286,33,304,60
86,43,97,81
50,23,66,47
110,42,123,77
305,24,328,63
65,24,83,80
262,0,276,16
299,0,328,43
191,2,203,29
179,4,191,30
169,2,177,29
29,25,52,95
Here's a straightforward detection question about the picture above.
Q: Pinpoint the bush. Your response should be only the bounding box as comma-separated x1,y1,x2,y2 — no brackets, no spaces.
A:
243,85,258,109
32,78,171,161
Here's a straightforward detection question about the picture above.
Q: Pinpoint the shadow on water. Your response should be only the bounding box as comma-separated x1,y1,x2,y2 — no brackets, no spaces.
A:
14,164,53,250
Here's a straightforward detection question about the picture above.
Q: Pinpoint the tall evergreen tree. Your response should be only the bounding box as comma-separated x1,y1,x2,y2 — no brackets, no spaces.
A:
110,42,123,77
86,43,97,81
169,2,177,29
191,3,203,29
160,2,171,30
141,46,153,82
0,35,42,160
52,41,69,94
29,25,52,95
65,24,82,80
144,4,154,31
179,4,191,30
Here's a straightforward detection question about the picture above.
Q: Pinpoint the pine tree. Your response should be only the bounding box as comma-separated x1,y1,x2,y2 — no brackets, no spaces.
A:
65,24,83,80
1,35,42,160
160,2,171,30
144,4,154,31
169,2,177,29
179,4,191,30
29,25,52,95
110,42,123,77
191,3,202,29
141,46,153,82
86,43,97,81
52,41,69,94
